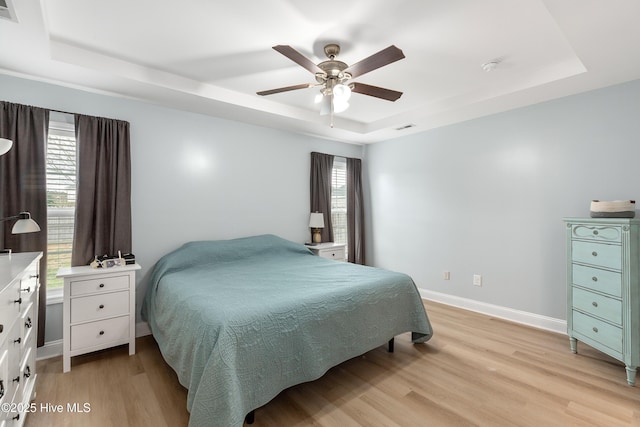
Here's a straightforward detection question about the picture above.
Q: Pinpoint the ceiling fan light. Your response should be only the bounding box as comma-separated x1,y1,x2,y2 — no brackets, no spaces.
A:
333,99,350,113
333,84,352,102
314,93,324,104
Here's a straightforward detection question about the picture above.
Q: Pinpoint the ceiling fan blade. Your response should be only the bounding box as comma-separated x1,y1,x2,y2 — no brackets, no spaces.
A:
257,83,312,96
344,45,405,78
273,45,324,74
350,82,403,101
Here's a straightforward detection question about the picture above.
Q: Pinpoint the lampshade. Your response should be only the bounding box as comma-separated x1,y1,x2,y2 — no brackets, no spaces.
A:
333,84,352,102
309,212,324,228
10,212,41,234
0,138,12,155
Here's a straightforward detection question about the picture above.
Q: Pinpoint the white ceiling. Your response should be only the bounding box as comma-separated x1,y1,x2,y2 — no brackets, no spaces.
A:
1,0,639,144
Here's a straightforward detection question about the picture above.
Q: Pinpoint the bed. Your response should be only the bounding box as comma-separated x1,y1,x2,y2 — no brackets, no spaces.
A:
141,234,433,426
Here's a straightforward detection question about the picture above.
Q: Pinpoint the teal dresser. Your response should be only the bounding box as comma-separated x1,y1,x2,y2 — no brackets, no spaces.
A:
564,218,640,385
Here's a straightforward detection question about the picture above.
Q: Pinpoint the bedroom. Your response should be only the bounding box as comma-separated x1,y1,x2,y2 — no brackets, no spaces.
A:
1,0,640,426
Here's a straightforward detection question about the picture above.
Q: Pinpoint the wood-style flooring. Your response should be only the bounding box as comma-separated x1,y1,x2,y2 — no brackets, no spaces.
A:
25,301,640,426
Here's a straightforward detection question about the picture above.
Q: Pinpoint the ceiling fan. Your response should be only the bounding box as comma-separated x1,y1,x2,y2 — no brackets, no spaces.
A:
257,43,405,126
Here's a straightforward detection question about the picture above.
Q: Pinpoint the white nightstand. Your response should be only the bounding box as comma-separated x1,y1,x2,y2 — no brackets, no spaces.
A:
57,263,141,373
307,242,347,261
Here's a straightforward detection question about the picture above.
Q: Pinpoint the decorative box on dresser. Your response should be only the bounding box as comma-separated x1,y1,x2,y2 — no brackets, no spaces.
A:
57,263,141,373
564,218,640,385
0,252,41,426
306,242,347,262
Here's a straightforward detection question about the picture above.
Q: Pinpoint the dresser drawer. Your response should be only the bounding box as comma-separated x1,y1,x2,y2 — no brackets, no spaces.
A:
70,315,130,351
20,302,36,352
71,291,130,323
19,344,35,403
572,224,622,243
572,240,621,270
572,264,621,298
572,310,623,353
0,349,8,405
572,287,622,325
0,281,20,342
70,274,129,296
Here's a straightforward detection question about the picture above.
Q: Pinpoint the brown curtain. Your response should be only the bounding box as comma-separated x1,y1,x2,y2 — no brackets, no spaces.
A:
310,152,334,243
0,101,49,346
72,114,132,266
347,157,365,265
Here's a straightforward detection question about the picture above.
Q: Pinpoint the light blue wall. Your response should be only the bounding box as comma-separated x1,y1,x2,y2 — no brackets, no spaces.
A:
0,74,363,342
364,79,640,320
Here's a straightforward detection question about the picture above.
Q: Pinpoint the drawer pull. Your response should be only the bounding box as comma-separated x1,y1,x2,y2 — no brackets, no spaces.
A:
21,286,31,293
99,330,105,336
12,375,20,384
25,317,32,328
12,414,20,421
593,327,599,333
14,297,22,305
592,276,598,282
0,379,4,399
30,274,39,279
0,324,3,333
24,365,31,379
99,304,105,309
593,230,599,235
592,301,598,307
592,251,598,257
13,337,21,344
99,283,105,288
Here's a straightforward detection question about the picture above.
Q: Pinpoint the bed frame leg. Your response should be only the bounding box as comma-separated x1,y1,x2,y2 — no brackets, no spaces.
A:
245,410,255,424
388,337,395,353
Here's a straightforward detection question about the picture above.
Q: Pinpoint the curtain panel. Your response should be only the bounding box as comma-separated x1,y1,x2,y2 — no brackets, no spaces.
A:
0,101,49,346
72,114,132,266
310,152,334,243
347,157,365,265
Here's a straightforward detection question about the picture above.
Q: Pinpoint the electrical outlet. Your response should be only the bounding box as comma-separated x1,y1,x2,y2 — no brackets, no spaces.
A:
473,274,482,286
443,271,450,280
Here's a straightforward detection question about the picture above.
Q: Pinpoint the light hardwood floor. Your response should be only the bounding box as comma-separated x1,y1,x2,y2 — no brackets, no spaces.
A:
26,301,640,427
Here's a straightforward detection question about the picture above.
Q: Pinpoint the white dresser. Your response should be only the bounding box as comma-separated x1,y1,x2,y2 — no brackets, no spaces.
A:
307,242,347,261
57,263,140,373
0,252,41,426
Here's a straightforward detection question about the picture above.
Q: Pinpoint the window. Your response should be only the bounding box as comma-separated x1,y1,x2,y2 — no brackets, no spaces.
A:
46,113,76,290
331,156,347,246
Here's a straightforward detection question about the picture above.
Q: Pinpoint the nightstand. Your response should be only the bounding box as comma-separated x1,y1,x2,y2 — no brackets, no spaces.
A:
57,263,141,373
307,242,346,261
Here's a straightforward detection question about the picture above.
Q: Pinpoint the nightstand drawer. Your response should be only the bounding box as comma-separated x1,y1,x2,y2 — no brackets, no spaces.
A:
573,287,622,325
318,247,346,261
70,316,130,351
572,310,622,353
572,264,621,298
572,240,621,270
70,274,129,296
71,291,129,323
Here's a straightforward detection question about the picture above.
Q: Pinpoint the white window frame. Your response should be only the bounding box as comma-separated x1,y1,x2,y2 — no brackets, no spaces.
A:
46,112,76,304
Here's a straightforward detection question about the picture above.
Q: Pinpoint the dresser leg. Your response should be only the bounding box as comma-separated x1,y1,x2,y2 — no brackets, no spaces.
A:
569,337,577,354
625,365,637,386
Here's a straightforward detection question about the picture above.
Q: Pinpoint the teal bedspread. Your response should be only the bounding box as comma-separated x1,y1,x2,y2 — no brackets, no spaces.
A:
142,235,432,427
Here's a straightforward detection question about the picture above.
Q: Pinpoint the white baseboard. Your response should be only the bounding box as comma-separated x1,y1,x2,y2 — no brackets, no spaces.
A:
37,321,153,360
136,321,152,337
419,289,567,335
36,339,63,360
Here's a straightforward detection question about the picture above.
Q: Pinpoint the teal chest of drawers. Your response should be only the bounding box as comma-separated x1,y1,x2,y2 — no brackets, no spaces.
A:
564,218,640,385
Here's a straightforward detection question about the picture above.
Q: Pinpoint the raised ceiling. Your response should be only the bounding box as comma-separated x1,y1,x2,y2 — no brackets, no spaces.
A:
1,0,639,144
